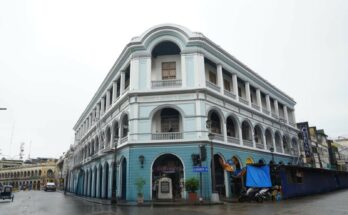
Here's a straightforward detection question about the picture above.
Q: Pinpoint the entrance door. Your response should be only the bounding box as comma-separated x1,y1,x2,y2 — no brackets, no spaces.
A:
212,154,226,198
152,154,184,200
121,158,127,200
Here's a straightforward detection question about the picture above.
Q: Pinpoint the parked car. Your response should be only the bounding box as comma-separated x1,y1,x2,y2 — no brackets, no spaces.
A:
44,182,56,192
0,185,14,202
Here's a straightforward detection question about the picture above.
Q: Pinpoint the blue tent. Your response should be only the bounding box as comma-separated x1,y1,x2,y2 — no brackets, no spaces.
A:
246,165,272,188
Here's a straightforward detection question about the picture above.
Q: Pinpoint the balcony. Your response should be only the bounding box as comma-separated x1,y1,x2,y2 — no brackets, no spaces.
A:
289,121,296,127
243,139,253,147
271,113,278,119
227,136,240,145
211,133,224,142
224,90,236,99
152,79,182,88
239,97,249,105
256,143,264,149
262,108,270,115
275,145,282,153
279,117,287,124
120,136,128,144
206,81,220,92
251,103,260,111
151,132,183,140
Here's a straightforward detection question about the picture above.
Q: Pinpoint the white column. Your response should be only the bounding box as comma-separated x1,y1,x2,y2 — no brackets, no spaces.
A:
232,74,238,98
239,126,243,146
96,104,100,120
120,71,125,95
101,97,105,116
84,172,87,195
106,91,110,110
112,81,117,103
101,167,106,198
266,95,271,114
223,120,227,143
283,106,289,123
272,135,276,153
217,64,224,94
256,89,262,108
245,82,251,106
91,170,95,197
96,167,100,198
262,133,267,149
108,164,113,199
181,54,186,87
274,100,279,116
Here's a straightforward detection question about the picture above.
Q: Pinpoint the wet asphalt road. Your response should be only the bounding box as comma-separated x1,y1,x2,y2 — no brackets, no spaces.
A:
1,190,348,215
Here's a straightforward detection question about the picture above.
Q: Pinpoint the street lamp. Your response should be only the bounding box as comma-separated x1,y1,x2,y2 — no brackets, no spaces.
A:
269,147,275,164
206,119,219,202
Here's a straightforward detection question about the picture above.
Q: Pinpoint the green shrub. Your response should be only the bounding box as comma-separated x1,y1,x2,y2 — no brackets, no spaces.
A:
185,177,199,193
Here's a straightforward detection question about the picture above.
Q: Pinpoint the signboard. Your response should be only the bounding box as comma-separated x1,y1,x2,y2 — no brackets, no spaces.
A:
160,181,170,193
193,166,208,173
298,122,312,157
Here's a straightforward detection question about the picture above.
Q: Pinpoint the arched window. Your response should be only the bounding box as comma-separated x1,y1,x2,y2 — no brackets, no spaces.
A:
160,108,180,132
275,132,282,153
241,121,252,141
226,116,238,138
208,111,222,134
254,125,264,149
265,129,273,150
152,108,182,140
283,136,290,154
292,138,299,155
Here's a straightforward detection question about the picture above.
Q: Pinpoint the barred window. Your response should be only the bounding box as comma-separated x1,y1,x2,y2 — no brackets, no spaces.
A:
209,71,217,84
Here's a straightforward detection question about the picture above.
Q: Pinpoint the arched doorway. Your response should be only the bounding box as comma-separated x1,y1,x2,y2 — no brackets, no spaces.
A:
152,154,184,200
77,170,85,195
212,154,226,198
104,162,109,199
120,158,127,200
246,157,254,165
230,156,243,197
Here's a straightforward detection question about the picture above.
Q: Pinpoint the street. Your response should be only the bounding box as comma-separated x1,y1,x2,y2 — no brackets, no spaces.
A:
1,190,348,215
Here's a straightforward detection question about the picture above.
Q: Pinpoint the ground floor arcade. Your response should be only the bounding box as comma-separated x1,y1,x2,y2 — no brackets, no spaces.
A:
68,143,294,201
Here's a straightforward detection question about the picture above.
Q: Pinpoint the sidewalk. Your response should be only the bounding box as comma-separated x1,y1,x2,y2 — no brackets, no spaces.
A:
63,191,224,207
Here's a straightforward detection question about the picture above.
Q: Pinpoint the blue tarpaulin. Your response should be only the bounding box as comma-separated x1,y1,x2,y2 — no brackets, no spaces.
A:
246,165,272,188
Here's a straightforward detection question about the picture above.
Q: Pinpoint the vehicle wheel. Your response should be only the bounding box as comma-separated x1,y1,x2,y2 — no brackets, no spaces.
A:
256,197,263,203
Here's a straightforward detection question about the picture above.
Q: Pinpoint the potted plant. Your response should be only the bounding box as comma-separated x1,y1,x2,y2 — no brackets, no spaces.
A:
185,177,199,202
135,177,146,204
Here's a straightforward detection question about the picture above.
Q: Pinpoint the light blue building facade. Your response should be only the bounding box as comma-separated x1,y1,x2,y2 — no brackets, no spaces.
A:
68,24,300,202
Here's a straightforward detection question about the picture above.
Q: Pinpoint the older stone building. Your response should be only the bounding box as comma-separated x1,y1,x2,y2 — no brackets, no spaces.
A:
0,159,58,190
68,24,300,201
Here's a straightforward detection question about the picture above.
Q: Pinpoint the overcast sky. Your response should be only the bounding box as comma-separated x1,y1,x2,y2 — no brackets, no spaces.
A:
0,0,347,159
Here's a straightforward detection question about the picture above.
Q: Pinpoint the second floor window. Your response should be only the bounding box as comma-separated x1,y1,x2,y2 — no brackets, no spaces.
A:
162,62,176,80
209,71,217,84
224,79,231,91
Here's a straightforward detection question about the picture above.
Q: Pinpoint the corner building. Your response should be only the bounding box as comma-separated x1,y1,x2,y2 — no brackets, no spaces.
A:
69,24,300,201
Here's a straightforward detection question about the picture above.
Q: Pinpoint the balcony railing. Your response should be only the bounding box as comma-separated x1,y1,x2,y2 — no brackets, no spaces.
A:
279,117,287,124
289,122,296,127
251,103,260,111
227,136,240,145
152,132,183,140
224,90,236,99
120,136,128,144
271,113,278,119
243,139,253,147
211,133,224,142
262,108,270,115
256,143,264,149
152,79,182,88
206,81,220,92
275,144,282,153
239,97,249,105
266,144,273,150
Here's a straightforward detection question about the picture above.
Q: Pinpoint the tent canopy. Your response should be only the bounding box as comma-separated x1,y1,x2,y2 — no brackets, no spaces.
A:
246,165,272,188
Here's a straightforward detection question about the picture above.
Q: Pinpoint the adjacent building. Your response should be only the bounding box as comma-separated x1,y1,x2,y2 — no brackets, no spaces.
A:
0,158,58,190
0,158,23,169
68,24,300,202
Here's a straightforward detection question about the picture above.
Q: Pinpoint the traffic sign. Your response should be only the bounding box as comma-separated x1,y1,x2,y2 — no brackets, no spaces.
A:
193,166,208,173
